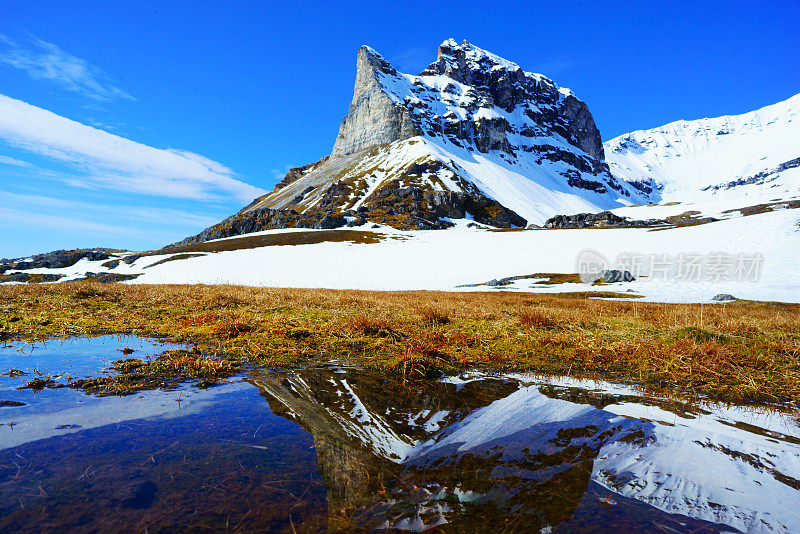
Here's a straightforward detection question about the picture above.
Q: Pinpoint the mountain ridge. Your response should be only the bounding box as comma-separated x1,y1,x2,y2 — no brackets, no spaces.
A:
605,92,800,204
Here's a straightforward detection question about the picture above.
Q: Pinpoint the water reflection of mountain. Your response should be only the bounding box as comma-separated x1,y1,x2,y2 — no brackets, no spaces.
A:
252,368,800,533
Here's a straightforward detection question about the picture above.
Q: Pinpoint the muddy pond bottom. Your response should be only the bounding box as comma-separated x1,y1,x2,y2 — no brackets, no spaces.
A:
1,338,799,533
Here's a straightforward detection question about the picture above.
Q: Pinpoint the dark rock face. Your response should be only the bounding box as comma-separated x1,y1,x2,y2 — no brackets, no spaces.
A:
1,249,115,273
543,211,655,229
597,270,635,283
179,208,348,244
420,39,605,161
566,175,608,194
712,293,736,302
345,181,527,230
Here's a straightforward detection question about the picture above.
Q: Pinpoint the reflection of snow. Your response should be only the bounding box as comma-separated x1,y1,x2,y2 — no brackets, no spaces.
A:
338,378,416,460
0,381,248,450
0,336,246,450
276,369,800,533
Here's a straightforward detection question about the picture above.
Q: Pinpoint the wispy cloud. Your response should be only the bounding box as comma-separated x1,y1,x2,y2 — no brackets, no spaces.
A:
0,154,32,168
0,35,134,102
0,191,220,228
0,206,159,241
0,93,266,203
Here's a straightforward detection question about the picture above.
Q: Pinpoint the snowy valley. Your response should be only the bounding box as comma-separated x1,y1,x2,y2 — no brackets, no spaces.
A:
1,39,799,304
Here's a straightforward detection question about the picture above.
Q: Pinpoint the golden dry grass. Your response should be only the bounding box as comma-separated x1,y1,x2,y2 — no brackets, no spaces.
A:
1,283,799,403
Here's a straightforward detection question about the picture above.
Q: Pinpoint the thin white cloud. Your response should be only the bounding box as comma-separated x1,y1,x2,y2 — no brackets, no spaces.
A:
0,35,134,102
0,154,32,168
0,191,220,228
0,94,266,203
0,206,161,241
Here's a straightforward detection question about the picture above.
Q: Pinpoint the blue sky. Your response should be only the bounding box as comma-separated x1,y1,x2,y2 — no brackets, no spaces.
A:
1,0,798,258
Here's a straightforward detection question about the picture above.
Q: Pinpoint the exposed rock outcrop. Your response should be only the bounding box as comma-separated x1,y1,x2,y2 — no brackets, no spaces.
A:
595,270,635,283
543,211,657,229
178,208,347,244
0,249,118,274
0,273,65,283
420,39,605,160
268,156,330,194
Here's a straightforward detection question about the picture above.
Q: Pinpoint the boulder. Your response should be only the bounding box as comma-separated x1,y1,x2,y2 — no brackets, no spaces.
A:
598,270,636,283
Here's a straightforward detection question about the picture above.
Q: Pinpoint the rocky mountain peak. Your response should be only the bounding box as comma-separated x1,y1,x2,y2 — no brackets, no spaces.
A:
355,45,397,80
181,40,652,242
332,39,607,162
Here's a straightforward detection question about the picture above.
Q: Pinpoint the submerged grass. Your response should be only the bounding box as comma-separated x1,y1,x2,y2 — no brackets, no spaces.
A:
0,283,799,403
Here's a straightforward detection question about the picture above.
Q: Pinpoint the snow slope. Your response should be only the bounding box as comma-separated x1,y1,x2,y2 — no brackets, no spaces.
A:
605,92,800,205
136,209,800,302
13,206,797,303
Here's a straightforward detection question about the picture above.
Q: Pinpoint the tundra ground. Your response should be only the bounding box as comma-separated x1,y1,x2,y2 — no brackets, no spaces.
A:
1,283,798,404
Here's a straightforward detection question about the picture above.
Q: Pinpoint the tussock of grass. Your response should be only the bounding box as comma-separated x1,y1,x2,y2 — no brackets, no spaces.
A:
416,305,452,326
517,308,561,329
211,318,258,339
1,283,799,403
344,313,400,338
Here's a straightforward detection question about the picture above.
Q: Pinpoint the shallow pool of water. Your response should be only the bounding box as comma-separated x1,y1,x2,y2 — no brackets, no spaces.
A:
1,338,799,532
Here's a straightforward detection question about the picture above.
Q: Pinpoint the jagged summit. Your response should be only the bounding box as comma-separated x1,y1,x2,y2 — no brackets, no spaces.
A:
183,40,649,242
422,39,572,97
333,39,605,161
425,38,527,78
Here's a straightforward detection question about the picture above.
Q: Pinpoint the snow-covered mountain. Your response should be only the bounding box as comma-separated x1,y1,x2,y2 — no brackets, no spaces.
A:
185,39,649,241
4,44,799,303
605,93,800,205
